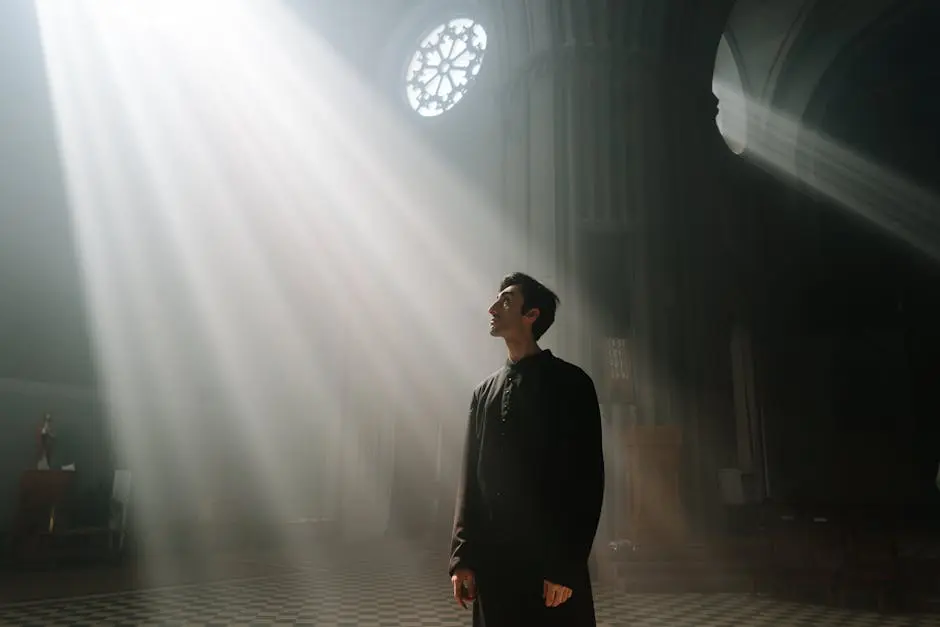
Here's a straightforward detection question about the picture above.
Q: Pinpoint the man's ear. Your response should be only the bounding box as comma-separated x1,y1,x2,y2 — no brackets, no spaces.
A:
523,307,540,324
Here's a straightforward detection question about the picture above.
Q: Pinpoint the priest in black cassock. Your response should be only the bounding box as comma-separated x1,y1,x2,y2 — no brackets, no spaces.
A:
449,273,605,627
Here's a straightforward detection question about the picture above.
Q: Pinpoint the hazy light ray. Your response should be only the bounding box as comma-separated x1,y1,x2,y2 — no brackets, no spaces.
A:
251,3,625,547
86,13,360,562
171,24,453,474
98,193,225,565
39,2,309,545
160,3,501,432
36,0,603,572
246,4,500,298
93,19,330,532
251,91,497,397
76,84,211,521
96,195,209,509
35,0,489,549
33,8,219,588
239,25,600,462
35,0,188,496
235,6,525,375
265,186,476,471
217,34,486,322
136,0,480,413
716,80,940,260
190,106,447,501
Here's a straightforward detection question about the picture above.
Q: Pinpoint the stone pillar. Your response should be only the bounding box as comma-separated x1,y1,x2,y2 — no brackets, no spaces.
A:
491,0,736,542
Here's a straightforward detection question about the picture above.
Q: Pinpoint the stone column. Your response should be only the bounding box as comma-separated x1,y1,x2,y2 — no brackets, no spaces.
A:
490,0,736,543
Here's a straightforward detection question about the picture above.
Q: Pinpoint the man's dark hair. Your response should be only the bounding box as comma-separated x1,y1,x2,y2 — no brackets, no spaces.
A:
499,272,560,341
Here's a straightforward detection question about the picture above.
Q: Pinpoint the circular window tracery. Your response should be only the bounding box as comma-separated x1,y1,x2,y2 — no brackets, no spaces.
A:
404,18,488,118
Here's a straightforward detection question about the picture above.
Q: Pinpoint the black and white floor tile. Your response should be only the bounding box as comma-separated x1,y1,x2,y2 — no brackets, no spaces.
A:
0,547,936,626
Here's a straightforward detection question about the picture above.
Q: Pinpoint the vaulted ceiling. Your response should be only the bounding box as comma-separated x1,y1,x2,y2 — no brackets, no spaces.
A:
0,0,936,385
717,0,936,153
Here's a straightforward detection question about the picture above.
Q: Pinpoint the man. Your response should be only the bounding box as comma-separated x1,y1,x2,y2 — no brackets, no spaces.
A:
449,273,605,627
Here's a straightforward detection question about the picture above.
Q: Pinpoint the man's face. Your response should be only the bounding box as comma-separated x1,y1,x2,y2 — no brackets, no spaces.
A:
488,285,538,340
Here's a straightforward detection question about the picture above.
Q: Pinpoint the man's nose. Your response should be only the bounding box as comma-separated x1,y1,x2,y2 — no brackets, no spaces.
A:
488,302,499,315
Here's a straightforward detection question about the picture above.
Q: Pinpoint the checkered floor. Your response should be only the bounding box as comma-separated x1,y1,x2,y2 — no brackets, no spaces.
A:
0,547,937,626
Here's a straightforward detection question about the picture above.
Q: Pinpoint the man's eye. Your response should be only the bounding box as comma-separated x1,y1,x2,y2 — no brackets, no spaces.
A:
502,300,511,310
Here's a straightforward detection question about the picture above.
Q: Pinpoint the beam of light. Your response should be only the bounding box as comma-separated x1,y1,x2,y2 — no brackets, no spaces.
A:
715,79,940,261
34,0,605,598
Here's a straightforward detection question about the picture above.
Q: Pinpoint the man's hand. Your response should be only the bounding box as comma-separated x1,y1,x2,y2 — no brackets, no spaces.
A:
451,568,476,609
543,580,573,607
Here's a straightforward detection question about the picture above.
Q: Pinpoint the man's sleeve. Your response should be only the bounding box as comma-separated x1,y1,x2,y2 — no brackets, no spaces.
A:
542,371,605,588
449,392,481,576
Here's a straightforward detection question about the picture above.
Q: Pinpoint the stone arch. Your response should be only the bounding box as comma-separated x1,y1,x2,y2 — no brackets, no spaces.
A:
793,1,938,182
722,0,909,176
767,0,913,118
792,0,940,267
712,33,749,154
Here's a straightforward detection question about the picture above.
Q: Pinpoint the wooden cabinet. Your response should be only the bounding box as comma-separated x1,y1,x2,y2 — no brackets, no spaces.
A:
624,424,686,545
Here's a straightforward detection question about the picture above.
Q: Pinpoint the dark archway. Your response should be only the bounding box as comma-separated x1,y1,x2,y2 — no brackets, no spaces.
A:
802,2,940,510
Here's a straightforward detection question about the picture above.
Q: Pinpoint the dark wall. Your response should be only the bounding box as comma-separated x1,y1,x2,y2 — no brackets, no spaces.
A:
0,0,95,385
742,3,940,511
0,1,111,531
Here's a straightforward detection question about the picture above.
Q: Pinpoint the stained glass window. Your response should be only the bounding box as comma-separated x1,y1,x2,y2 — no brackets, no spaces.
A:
405,18,488,118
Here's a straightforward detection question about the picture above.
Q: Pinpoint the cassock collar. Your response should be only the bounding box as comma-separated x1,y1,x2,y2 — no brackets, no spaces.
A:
506,349,553,372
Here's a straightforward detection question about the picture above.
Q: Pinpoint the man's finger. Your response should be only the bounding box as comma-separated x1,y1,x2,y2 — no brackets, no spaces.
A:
546,586,559,607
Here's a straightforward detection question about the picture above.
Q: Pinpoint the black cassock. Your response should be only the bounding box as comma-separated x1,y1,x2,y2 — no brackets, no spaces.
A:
449,350,605,627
